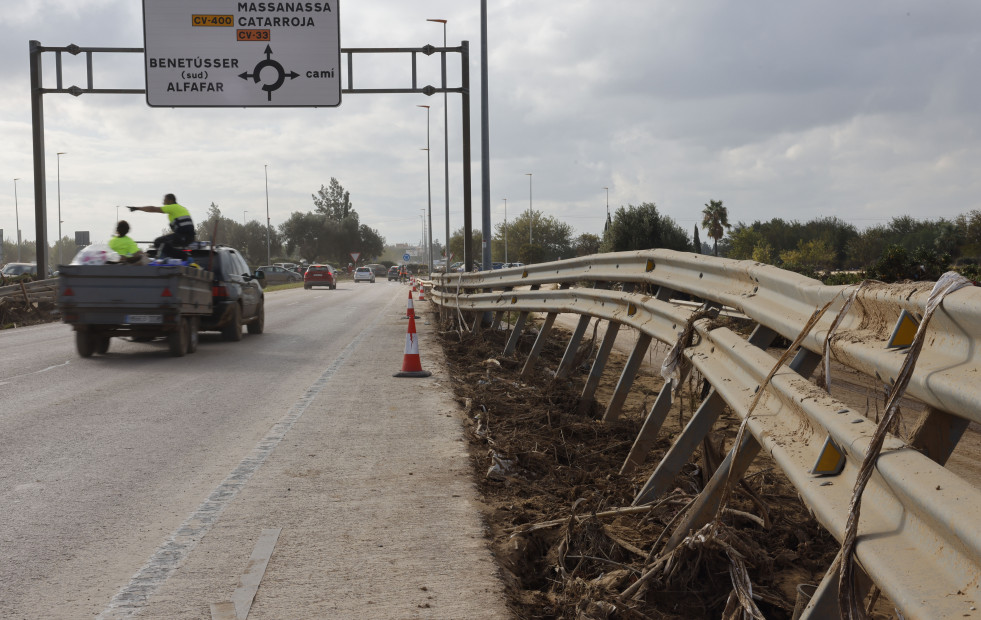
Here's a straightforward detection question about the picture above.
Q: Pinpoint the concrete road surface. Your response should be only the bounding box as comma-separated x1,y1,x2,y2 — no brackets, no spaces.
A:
0,280,507,619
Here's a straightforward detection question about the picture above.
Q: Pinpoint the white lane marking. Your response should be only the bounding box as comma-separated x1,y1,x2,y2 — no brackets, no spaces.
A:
0,360,71,386
98,308,385,619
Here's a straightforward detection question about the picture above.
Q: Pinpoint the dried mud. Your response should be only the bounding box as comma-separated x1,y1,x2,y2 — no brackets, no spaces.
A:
436,315,877,620
0,298,57,329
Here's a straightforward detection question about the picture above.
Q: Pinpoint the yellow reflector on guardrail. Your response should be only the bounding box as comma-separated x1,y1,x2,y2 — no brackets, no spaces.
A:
812,435,846,476
887,309,920,348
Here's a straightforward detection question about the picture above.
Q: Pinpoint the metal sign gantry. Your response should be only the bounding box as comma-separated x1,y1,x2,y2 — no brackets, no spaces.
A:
28,40,475,277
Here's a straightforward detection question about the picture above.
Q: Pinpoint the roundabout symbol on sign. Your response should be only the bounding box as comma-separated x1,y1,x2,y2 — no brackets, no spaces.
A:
238,45,299,102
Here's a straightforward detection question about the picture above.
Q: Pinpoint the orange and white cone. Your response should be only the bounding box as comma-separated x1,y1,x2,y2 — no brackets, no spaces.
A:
394,316,431,378
403,289,415,319
418,285,426,302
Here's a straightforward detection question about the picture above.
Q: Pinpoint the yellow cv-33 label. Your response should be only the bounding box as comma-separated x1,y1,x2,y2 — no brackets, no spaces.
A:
192,15,233,27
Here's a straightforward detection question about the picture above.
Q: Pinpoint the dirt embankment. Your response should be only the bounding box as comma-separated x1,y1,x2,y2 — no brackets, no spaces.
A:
436,316,862,620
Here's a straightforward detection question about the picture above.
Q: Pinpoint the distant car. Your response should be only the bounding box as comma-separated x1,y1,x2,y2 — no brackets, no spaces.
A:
388,266,400,281
353,266,375,283
449,261,465,272
503,262,525,269
255,265,303,286
1,262,37,277
492,262,504,269
304,264,337,290
367,263,388,277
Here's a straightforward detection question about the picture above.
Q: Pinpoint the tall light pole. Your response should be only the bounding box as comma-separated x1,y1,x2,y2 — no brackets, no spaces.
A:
419,209,426,265
264,164,271,265
417,104,434,273
243,210,248,226
56,152,66,265
604,186,609,225
526,173,533,246
503,198,508,264
13,178,21,262
427,18,451,270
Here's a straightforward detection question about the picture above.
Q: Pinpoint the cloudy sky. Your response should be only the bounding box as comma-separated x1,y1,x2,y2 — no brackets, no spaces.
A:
1,0,979,253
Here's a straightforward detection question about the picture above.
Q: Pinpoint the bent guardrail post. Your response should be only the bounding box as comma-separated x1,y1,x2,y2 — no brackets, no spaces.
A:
576,320,621,416
490,289,512,331
662,346,825,552
907,406,970,467
633,324,779,506
520,284,569,380
602,332,653,422
620,378,675,476
555,314,592,381
503,284,540,356
520,312,558,380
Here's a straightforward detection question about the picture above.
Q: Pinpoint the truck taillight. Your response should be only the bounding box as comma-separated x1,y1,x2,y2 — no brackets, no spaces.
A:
213,285,228,297
161,288,173,297
63,287,74,296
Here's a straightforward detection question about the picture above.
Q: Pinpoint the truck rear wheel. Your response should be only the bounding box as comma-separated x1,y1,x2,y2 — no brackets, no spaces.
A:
96,336,110,355
186,317,199,354
168,319,188,357
247,300,264,334
76,332,96,358
221,303,243,342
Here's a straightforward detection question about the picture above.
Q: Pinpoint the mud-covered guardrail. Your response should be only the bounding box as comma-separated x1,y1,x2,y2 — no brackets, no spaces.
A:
0,277,58,304
430,251,981,620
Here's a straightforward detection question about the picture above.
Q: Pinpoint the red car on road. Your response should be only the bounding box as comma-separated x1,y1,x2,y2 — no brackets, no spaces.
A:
303,264,337,290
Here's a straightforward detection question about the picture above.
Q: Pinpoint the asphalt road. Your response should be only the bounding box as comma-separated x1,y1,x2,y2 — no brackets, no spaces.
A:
0,279,506,619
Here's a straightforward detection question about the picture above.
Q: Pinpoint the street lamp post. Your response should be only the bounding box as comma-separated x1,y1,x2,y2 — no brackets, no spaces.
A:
604,186,609,225
57,152,66,265
526,173,533,246
13,178,21,262
264,164,271,265
417,104,434,274
419,209,426,266
503,198,508,264
243,210,248,226
427,18,451,271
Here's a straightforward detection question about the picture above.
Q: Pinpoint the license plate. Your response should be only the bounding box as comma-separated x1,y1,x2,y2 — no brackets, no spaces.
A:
127,314,163,324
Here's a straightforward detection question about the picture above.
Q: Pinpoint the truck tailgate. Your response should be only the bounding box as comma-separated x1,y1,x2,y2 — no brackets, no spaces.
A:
58,264,213,322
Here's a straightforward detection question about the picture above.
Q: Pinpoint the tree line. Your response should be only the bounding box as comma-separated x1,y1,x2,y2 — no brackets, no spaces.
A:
725,212,981,282
193,177,385,268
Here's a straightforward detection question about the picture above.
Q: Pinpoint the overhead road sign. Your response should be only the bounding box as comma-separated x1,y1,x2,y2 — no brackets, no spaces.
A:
142,0,341,107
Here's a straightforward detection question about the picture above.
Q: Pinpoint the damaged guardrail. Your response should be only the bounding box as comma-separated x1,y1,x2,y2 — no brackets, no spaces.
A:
430,250,981,620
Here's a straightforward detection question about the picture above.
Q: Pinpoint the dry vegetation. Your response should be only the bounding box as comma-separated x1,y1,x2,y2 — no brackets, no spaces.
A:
436,313,871,620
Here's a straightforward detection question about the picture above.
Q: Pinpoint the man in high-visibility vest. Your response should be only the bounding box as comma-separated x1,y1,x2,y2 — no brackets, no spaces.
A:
108,220,146,264
129,193,195,260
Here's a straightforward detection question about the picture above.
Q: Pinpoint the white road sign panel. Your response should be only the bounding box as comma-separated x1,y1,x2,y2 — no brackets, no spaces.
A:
142,0,341,107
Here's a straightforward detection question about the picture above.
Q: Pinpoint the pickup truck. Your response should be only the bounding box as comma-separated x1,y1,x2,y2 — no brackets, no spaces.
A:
58,243,265,358
58,263,212,357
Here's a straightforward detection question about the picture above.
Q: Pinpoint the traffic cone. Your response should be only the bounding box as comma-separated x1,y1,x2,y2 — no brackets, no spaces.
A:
403,289,415,319
394,316,431,378
418,285,426,302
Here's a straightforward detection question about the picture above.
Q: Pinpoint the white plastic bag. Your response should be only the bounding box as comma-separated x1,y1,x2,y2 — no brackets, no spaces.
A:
71,244,120,265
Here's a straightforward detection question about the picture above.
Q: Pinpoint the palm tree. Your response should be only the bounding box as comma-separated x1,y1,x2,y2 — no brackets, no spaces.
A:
701,199,731,256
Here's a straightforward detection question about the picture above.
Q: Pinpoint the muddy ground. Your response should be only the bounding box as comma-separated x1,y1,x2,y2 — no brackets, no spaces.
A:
0,298,57,329
436,313,902,620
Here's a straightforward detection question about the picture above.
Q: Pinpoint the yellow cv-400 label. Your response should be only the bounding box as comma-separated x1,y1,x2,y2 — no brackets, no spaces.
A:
192,15,233,27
